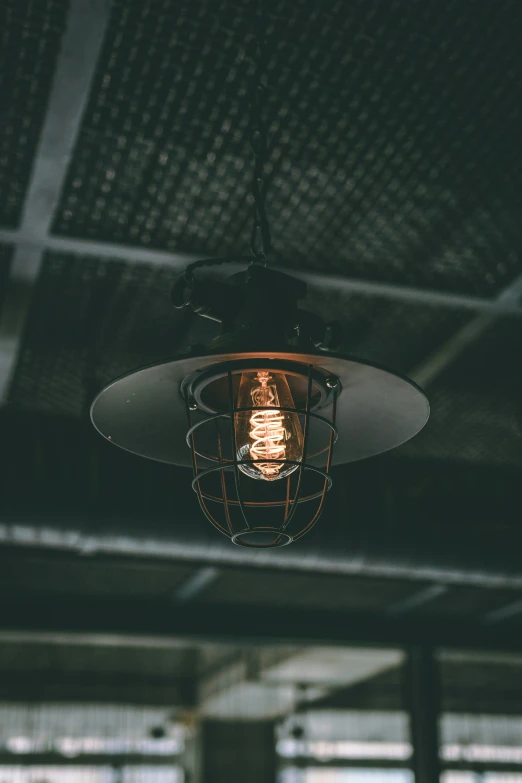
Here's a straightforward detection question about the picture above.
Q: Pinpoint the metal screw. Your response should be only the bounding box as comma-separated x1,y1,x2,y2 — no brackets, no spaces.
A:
326,377,337,389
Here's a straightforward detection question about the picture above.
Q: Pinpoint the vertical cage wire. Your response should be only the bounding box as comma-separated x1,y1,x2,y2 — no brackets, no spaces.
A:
185,367,339,547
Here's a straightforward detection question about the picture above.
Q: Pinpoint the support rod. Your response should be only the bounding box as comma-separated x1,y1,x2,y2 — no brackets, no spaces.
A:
404,647,441,783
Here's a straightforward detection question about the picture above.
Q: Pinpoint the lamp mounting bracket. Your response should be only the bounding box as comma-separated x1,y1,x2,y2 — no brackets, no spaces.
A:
171,261,342,354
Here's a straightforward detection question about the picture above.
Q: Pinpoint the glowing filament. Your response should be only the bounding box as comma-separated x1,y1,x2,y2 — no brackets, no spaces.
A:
249,372,287,477
235,369,304,481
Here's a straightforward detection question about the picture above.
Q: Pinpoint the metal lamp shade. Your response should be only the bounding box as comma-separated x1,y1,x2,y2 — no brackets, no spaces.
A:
91,350,429,548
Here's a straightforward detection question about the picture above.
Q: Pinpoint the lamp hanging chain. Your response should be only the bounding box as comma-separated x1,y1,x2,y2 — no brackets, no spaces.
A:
249,0,272,263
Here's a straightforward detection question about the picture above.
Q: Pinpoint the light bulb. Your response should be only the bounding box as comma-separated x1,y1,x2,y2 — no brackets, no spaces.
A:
235,371,304,481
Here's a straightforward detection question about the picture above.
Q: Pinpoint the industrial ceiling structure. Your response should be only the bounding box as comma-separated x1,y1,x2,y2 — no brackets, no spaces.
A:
1,0,522,678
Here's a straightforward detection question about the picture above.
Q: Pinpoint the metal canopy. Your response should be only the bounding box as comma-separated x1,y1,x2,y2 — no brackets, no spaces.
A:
91,350,429,467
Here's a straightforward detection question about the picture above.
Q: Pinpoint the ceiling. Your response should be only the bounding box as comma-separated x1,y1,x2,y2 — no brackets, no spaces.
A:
1,0,522,654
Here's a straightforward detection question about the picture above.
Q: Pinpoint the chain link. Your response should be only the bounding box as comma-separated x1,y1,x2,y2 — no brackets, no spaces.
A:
249,0,272,263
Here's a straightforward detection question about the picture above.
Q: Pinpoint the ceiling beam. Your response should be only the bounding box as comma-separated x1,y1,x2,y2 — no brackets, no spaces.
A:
0,629,202,651
174,567,221,603
1,226,522,320
295,269,522,317
440,649,522,666
0,228,194,268
483,598,522,625
4,521,522,590
0,0,111,403
386,585,448,617
2,596,522,652
410,274,522,387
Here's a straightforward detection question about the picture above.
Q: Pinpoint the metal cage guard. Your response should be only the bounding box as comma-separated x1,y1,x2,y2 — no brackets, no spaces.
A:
185,365,339,548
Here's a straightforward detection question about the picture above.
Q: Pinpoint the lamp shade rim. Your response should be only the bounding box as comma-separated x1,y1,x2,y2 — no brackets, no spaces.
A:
91,349,429,467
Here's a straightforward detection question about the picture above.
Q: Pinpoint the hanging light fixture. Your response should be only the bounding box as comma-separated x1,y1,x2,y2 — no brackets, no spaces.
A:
91,3,429,548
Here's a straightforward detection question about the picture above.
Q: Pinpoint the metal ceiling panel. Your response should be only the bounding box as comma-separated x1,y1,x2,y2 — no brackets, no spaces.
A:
8,250,470,416
51,0,522,295
7,250,202,416
400,320,522,467
307,287,471,373
0,0,68,228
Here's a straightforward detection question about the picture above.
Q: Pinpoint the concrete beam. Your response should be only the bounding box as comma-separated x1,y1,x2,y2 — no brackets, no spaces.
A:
0,629,202,651
0,228,194,268
483,598,522,625
387,585,448,617
0,0,111,402
174,567,221,604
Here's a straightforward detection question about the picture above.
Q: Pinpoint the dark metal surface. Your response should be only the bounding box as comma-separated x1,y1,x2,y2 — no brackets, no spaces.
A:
50,0,522,299
2,595,522,651
91,350,429,467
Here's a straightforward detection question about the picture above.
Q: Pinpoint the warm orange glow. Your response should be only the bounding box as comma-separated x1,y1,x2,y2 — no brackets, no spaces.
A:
249,371,287,478
235,370,304,481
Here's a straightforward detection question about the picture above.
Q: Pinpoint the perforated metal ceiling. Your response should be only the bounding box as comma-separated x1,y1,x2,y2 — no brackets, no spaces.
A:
2,0,522,470
8,249,522,469
8,251,197,416
7,249,466,412
50,0,522,295
307,286,470,372
401,319,522,468
1,0,68,227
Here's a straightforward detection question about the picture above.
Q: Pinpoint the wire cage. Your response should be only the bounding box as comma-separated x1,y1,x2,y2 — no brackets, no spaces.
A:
90,349,429,547
183,361,339,548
